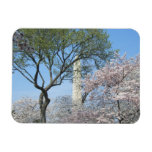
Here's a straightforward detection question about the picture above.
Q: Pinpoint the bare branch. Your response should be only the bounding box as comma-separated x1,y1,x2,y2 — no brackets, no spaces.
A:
34,59,44,90
14,63,34,81
13,65,34,84
38,71,45,88
45,57,80,91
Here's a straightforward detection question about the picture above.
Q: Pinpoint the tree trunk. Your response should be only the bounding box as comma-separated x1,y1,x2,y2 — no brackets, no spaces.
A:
40,107,47,123
117,100,122,123
117,100,124,123
39,91,50,123
117,100,120,111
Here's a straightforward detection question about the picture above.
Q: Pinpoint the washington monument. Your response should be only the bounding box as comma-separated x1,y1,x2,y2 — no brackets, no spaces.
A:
72,56,82,106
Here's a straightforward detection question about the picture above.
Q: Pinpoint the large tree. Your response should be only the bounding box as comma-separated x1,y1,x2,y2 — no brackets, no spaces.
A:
13,29,116,123
83,53,140,123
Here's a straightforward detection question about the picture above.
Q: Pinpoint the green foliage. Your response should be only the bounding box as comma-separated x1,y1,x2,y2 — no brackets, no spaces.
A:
13,29,117,86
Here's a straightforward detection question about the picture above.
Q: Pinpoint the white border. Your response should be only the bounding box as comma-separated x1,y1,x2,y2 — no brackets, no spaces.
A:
0,0,152,152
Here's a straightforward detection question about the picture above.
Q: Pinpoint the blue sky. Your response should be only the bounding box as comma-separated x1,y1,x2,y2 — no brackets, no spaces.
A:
107,29,140,57
12,29,140,102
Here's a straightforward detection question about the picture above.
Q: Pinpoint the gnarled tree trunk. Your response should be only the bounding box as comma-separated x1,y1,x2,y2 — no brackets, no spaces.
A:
39,91,50,123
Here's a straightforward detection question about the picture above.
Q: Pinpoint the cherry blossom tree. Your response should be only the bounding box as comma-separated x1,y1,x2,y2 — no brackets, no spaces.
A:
12,98,41,123
83,53,140,123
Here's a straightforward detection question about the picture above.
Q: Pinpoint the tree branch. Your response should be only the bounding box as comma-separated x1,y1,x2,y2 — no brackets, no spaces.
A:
38,71,45,88
45,57,80,91
13,65,34,84
34,59,44,90
14,63,34,81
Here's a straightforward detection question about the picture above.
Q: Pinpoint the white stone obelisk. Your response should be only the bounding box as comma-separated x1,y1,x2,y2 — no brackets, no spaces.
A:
72,56,82,106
